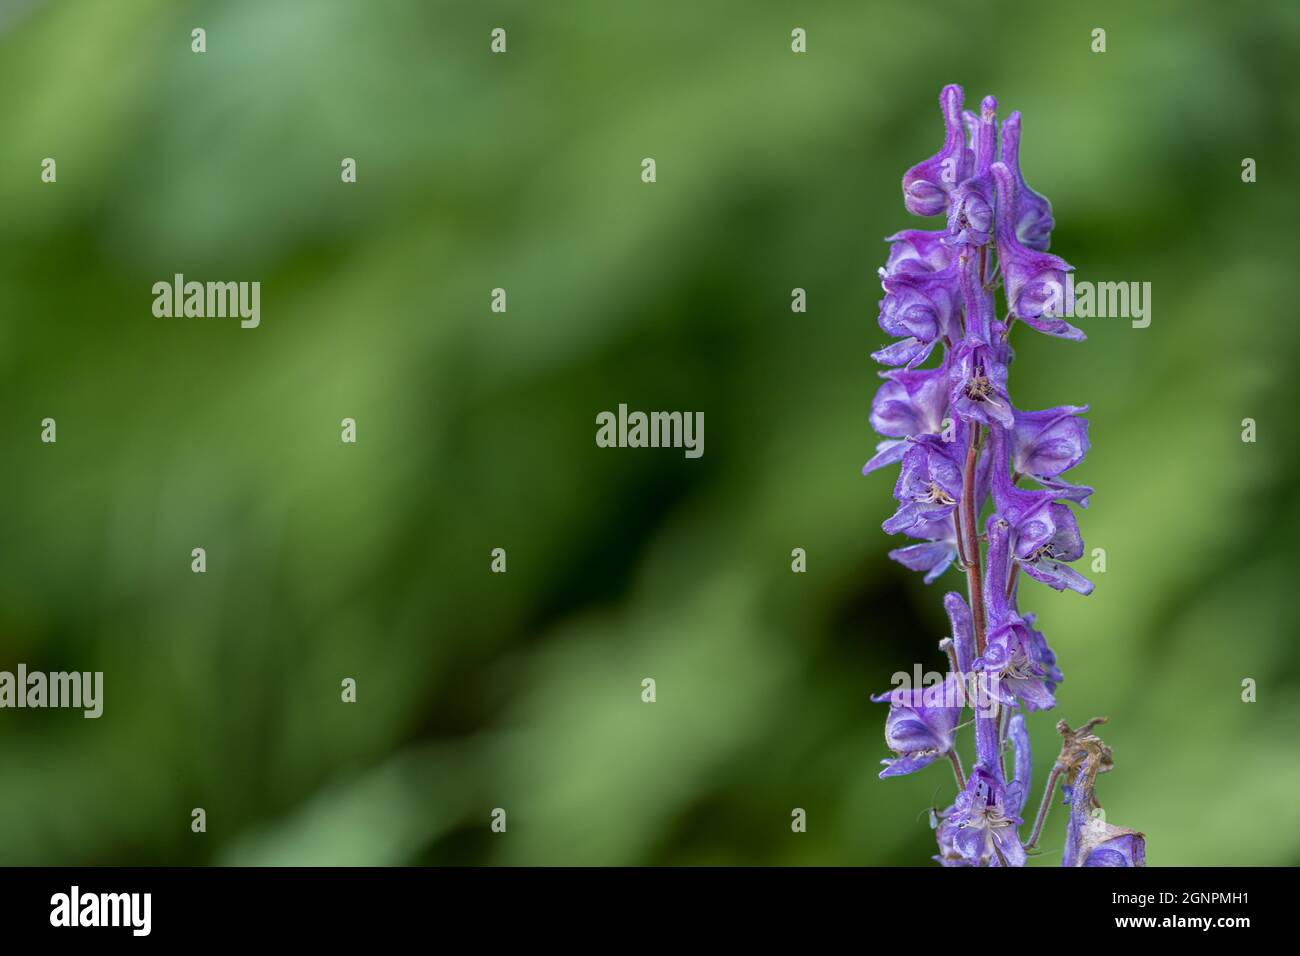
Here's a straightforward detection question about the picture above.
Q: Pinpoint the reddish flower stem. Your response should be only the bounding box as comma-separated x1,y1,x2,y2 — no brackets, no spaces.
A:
947,749,967,791
961,424,987,657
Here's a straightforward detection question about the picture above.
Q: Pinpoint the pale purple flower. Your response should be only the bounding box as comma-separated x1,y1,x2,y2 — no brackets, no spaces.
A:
934,768,1025,867
882,436,964,536
872,673,964,778
863,356,953,475
1011,405,1090,479
881,229,953,279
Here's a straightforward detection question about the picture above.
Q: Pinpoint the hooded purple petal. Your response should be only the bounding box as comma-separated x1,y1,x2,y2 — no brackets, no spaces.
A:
999,111,1055,251
1011,405,1090,478
869,358,952,440
945,96,998,247
991,162,1085,341
1006,710,1032,819
903,85,972,217
875,673,963,779
879,264,961,345
944,591,975,672
882,229,953,278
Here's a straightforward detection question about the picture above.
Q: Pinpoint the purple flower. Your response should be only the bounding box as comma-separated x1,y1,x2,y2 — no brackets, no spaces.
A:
949,340,1013,428
990,428,1094,594
999,111,1055,251
902,85,971,217
1022,612,1063,692
875,264,961,368
872,673,964,778
991,162,1085,341
978,620,1058,711
1018,503,1093,593
863,357,953,476
1011,405,1090,479
934,768,1025,867
881,229,953,279
976,517,1060,710
882,436,964,536
945,96,998,248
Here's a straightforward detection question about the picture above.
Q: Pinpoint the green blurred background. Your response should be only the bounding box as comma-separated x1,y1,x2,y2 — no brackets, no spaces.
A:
1,0,1297,866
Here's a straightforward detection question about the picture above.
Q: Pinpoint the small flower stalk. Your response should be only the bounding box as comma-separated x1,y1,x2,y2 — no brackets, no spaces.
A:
868,85,1144,866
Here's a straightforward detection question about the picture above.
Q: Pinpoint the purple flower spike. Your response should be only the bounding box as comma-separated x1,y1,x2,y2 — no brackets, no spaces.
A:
872,673,963,778
903,85,971,217
868,86,1135,866
1011,405,1090,479
991,162,1085,341
999,111,1055,251
935,768,1026,867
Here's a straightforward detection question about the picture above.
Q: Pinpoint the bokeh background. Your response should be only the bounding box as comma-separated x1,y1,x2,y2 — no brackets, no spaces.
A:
1,0,1297,866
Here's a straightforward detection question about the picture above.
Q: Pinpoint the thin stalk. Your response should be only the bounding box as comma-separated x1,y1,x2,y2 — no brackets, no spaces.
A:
997,704,1009,780
961,425,987,656
1025,765,1064,850
947,749,966,791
